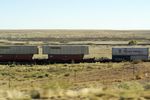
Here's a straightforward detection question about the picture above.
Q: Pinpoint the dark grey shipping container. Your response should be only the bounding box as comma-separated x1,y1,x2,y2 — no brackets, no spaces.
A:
112,47,149,61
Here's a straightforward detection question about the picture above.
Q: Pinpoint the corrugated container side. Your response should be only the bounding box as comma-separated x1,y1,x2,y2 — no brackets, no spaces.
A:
50,46,60,54
112,48,149,56
0,46,38,54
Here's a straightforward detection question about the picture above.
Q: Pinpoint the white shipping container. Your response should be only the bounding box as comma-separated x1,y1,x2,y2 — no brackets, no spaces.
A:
0,46,38,54
112,48,149,56
43,45,89,55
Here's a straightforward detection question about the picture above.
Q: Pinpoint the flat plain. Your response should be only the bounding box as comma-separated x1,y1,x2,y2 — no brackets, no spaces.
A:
0,30,150,99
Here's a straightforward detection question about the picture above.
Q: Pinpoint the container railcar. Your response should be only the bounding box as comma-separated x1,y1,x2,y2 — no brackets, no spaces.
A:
0,45,149,63
0,46,38,61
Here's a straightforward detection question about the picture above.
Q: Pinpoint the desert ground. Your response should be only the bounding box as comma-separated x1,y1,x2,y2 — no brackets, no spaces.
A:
0,30,150,45
0,30,150,99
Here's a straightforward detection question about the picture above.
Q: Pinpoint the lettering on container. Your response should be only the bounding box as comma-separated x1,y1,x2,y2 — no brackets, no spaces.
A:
123,49,142,53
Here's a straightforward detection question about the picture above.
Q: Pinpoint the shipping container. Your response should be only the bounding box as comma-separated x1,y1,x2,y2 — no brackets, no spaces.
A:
43,45,89,62
0,46,38,61
43,45,89,55
112,47,149,61
0,46,38,54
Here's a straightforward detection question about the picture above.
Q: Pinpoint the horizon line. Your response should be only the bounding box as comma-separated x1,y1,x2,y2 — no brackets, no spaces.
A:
0,28,150,31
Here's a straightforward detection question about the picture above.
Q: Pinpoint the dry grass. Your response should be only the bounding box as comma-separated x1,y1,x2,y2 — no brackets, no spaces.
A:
0,62,149,99
0,82,149,99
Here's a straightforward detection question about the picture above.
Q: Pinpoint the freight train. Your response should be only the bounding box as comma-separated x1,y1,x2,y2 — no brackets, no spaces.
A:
0,45,149,63
0,45,90,63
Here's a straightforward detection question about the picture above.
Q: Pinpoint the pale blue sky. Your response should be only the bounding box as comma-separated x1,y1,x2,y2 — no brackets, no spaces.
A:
0,0,150,29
